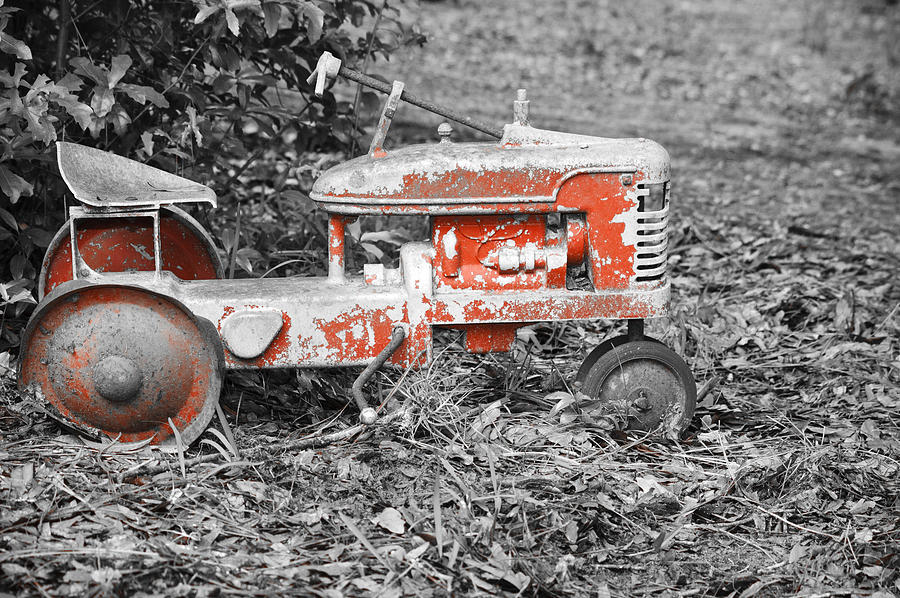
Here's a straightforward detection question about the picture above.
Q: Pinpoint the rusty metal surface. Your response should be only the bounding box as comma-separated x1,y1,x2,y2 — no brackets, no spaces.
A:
327,215,350,283
431,284,669,325
87,238,666,374
310,126,668,213
513,89,529,126
351,327,406,424
220,309,285,359
578,340,696,438
57,142,216,209
133,274,412,369
25,59,693,443
432,214,566,291
39,205,223,299
369,81,405,156
18,281,224,446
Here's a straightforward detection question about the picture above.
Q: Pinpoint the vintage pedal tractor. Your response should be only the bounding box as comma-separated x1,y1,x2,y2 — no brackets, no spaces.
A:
18,52,696,446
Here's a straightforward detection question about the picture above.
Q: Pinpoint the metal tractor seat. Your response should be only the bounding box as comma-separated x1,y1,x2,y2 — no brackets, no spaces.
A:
57,141,216,209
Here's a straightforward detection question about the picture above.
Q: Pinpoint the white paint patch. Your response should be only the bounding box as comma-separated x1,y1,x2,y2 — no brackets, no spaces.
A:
442,229,458,259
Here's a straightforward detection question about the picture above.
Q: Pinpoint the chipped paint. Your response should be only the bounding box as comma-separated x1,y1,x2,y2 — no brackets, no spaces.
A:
40,207,222,298
27,106,682,445
433,215,549,291
18,282,222,445
220,309,285,359
310,128,668,214
328,215,350,283
460,323,520,353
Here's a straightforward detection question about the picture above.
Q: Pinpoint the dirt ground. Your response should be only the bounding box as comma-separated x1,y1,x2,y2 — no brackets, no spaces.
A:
2,0,899,596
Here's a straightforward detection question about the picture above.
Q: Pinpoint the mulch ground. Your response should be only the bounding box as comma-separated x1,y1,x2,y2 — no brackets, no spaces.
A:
2,0,899,596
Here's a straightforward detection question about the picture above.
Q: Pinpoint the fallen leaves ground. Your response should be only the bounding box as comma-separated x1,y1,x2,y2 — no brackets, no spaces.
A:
2,0,899,596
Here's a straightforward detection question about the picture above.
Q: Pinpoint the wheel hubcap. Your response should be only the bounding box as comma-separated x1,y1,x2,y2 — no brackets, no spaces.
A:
93,356,143,402
597,358,686,432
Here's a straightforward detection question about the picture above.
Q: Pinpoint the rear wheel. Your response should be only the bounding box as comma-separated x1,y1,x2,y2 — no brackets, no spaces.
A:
18,282,224,446
578,340,695,438
39,206,223,299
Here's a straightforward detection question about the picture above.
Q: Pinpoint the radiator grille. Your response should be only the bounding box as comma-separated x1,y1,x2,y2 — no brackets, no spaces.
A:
634,182,668,283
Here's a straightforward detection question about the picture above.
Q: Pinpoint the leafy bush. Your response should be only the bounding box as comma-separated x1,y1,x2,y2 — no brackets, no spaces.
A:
0,0,424,352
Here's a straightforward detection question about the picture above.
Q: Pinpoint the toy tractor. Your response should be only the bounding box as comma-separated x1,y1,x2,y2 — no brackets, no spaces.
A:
17,52,696,446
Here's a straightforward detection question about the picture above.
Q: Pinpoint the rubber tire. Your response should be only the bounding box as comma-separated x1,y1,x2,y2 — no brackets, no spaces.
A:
578,340,696,437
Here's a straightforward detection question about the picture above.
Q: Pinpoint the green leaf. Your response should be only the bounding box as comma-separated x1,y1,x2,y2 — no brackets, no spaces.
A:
0,206,18,231
225,8,240,36
119,83,170,108
212,73,235,94
55,72,84,93
108,54,132,89
7,288,36,305
194,4,221,24
0,62,26,88
53,94,93,129
106,104,131,136
0,32,31,60
185,105,203,146
23,226,53,248
71,57,108,87
27,73,92,129
262,2,281,37
90,86,115,118
0,165,33,204
140,131,154,158
10,253,25,280
298,1,324,43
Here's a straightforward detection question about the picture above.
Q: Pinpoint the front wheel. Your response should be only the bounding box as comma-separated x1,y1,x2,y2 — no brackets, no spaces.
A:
18,281,224,446
578,340,696,438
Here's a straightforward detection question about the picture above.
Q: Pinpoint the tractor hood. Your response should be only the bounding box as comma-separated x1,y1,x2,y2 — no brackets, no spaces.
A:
310,124,670,215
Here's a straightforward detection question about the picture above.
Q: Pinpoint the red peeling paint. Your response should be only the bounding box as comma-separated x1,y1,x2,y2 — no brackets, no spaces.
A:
19,285,219,445
43,214,220,295
460,323,520,353
433,215,548,291
223,310,292,368
312,305,400,364
555,172,641,289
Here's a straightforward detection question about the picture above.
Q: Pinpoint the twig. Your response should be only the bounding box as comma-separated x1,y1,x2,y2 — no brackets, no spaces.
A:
695,375,721,404
270,406,414,452
116,453,223,482
874,301,899,334
692,523,781,564
350,0,388,156
737,498,840,541
55,0,71,78
227,202,241,279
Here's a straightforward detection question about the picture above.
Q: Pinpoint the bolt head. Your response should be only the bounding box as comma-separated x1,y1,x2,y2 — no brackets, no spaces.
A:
437,122,453,142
